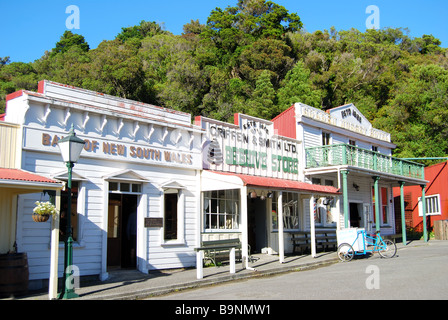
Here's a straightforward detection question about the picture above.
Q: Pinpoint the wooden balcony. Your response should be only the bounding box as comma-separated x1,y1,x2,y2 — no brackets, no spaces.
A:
305,144,425,180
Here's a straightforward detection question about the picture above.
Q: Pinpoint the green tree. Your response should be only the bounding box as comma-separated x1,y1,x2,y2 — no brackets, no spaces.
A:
237,38,294,87
203,0,302,66
277,61,322,111
116,20,169,42
83,39,144,100
375,64,448,158
246,70,277,119
50,31,89,57
0,60,38,113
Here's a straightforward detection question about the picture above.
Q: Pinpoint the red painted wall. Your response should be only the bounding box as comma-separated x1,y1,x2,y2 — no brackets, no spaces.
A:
394,161,448,232
272,105,296,139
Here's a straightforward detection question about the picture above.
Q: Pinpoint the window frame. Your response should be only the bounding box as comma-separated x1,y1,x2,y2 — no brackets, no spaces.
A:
272,192,300,231
203,189,240,232
372,185,392,227
161,188,186,245
418,194,442,216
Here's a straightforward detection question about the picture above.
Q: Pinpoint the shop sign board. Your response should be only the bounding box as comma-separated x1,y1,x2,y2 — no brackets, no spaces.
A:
196,114,301,180
23,127,202,169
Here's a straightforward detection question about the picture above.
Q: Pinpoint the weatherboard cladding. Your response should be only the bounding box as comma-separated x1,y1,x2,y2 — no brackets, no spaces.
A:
4,80,204,280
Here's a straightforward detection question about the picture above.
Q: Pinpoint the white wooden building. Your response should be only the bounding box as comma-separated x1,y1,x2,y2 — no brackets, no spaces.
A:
4,80,203,288
2,79,428,289
272,103,427,235
195,113,340,264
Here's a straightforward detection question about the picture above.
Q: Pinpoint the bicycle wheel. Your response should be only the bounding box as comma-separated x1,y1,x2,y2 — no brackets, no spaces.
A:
337,243,354,262
378,239,397,258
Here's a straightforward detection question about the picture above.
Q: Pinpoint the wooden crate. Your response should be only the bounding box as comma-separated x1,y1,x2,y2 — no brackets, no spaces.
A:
434,220,448,240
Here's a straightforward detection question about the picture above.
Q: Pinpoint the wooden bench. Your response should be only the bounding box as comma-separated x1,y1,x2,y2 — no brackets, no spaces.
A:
382,233,402,243
291,230,337,254
195,239,241,279
194,239,242,266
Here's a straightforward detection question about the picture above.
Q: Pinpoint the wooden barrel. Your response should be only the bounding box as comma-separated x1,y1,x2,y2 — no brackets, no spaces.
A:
0,253,29,298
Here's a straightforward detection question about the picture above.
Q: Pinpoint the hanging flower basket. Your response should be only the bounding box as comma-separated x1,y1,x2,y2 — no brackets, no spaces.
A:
32,214,50,222
32,201,58,223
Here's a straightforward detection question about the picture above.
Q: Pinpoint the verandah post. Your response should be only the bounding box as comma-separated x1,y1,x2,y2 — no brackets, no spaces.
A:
421,185,428,242
373,176,380,232
399,181,407,245
278,191,285,263
341,170,349,228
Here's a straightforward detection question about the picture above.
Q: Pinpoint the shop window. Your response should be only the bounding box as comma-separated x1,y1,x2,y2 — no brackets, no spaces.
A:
161,184,185,244
315,197,337,226
164,191,178,240
203,189,239,231
372,186,390,226
381,187,388,224
272,192,300,230
322,132,331,146
109,181,142,194
322,132,331,163
325,179,334,187
314,199,322,225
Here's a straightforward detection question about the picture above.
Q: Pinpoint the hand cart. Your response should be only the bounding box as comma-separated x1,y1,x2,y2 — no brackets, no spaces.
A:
337,228,397,262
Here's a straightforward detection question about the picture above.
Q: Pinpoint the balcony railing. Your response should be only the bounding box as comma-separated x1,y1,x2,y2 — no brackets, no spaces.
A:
305,144,425,180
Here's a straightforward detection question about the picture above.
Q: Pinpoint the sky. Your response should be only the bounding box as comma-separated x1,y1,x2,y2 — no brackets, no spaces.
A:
1,0,447,63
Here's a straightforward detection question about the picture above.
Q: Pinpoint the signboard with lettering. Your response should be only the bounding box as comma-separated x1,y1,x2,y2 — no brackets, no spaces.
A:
23,127,202,169
328,104,371,129
298,103,391,142
144,218,163,228
196,114,301,180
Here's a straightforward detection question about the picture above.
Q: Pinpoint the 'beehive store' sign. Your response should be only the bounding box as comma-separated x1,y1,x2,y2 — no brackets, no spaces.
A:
199,114,301,179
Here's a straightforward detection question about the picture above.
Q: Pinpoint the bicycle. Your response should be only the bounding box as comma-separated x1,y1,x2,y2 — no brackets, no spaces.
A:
337,229,397,262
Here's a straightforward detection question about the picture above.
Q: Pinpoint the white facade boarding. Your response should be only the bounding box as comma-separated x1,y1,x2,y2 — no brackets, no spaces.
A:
2,80,426,290
5,81,203,286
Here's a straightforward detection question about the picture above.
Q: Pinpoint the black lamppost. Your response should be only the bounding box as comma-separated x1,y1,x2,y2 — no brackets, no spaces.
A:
57,124,84,299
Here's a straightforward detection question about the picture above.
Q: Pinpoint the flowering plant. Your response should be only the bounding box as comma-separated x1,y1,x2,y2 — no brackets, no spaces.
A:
33,201,58,216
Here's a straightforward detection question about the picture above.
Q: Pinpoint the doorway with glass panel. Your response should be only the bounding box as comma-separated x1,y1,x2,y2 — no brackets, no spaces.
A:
107,181,140,269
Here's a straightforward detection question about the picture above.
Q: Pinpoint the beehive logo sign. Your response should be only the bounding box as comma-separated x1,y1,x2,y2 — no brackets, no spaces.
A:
207,139,223,165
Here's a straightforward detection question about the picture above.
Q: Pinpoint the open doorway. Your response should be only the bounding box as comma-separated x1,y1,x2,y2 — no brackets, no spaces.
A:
349,202,362,228
107,194,138,269
247,196,268,253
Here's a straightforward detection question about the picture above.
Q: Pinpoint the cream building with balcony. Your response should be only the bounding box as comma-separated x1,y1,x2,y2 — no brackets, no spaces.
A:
272,103,427,237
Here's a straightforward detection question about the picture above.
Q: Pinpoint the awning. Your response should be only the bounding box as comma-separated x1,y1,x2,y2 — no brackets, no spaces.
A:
0,168,63,191
204,170,340,195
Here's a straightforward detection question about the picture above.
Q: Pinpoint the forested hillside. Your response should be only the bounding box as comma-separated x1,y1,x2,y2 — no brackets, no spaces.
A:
1,0,447,159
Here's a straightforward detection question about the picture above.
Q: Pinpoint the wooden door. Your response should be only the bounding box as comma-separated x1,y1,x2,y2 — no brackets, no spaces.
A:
107,198,122,267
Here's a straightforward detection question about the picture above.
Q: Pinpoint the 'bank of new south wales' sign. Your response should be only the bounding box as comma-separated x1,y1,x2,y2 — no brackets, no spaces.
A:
22,127,201,169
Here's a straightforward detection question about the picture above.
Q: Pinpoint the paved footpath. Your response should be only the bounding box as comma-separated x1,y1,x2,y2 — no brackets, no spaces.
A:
13,240,444,301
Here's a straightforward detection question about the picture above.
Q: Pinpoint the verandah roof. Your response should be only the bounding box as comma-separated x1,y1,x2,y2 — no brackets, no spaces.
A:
207,170,340,195
0,168,63,190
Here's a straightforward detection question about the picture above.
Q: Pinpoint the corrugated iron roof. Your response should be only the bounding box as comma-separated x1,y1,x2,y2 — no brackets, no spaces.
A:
0,168,60,184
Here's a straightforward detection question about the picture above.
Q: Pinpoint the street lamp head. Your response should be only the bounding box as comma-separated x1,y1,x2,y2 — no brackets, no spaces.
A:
57,124,85,163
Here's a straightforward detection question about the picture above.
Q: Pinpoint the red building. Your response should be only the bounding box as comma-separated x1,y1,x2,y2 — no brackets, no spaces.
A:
394,161,448,234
